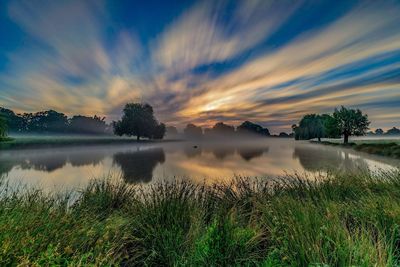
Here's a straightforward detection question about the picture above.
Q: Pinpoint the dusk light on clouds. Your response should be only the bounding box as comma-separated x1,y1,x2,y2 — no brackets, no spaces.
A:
0,0,399,133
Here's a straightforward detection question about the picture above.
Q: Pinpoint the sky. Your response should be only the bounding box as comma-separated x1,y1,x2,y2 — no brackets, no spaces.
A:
0,0,399,133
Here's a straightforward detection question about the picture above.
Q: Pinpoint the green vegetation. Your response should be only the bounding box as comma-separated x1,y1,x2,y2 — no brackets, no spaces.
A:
317,140,400,159
294,106,370,144
1,170,400,266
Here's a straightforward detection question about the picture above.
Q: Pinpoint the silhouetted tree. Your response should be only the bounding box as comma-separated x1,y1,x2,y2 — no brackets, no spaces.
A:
69,115,108,135
184,123,203,139
386,127,400,135
375,128,384,135
0,115,7,138
212,122,235,135
237,121,270,136
113,103,164,140
0,108,24,133
331,106,370,144
152,123,166,139
23,110,68,133
166,126,178,136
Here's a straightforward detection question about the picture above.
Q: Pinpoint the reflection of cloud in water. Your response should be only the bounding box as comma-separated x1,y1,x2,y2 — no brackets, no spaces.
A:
113,148,165,183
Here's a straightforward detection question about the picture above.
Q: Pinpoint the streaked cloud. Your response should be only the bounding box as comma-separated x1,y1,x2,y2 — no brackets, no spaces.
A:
0,0,399,133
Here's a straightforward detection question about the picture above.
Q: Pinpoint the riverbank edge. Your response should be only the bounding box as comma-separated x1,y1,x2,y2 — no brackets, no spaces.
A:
0,136,183,150
310,140,400,159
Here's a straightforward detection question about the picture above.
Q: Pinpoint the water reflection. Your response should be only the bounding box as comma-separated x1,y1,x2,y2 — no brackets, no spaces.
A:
293,144,369,172
0,140,398,192
183,145,202,158
237,146,269,161
211,146,235,160
182,144,269,161
113,148,165,183
0,149,107,175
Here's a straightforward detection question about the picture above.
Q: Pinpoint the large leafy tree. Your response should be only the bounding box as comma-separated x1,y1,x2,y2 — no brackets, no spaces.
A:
331,106,370,144
113,103,165,140
322,114,341,139
294,114,341,141
294,114,325,141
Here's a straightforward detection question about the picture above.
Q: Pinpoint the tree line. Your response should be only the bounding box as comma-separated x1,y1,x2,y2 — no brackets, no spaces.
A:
367,127,400,136
292,106,370,144
3,104,397,143
0,107,111,135
176,120,275,139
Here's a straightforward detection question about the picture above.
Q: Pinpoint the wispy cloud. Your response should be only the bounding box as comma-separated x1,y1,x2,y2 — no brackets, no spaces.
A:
0,0,399,132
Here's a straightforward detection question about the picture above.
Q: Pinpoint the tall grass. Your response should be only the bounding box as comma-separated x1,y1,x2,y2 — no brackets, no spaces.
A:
1,171,400,266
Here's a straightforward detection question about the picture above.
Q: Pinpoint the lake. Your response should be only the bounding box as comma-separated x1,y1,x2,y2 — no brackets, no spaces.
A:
1,138,399,192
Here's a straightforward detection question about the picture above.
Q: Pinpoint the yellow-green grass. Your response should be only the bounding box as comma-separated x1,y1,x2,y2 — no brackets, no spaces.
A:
1,170,400,266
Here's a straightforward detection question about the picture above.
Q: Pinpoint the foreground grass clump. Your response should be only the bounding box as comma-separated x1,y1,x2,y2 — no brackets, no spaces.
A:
1,171,400,266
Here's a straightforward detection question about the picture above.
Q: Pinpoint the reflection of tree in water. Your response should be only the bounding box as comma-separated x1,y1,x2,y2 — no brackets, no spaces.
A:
183,145,202,158
237,146,269,161
0,158,15,177
293,145,368,172
212,146,235,160
68,151,105,167
113,148,165,183
20,154,68,172
0,149,107,175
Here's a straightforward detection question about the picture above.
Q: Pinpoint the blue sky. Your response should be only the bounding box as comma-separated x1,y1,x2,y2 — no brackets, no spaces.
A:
0,0,399,133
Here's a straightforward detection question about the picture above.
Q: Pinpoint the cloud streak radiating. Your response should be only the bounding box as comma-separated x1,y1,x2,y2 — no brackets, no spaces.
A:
0,0,399,132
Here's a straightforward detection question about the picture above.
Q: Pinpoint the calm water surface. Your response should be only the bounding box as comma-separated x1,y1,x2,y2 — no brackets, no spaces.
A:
1,139,399,192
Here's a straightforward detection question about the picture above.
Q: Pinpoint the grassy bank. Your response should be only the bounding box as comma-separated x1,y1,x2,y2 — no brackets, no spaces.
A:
0,136,173,150
313,140,400,159
0,137,13,143
1,171,400,266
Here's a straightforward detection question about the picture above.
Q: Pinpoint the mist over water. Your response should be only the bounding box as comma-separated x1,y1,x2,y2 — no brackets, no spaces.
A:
0,138,399,192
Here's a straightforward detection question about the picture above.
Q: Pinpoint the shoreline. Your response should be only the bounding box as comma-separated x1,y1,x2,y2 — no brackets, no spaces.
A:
311,140,400,159
0,136,183,150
